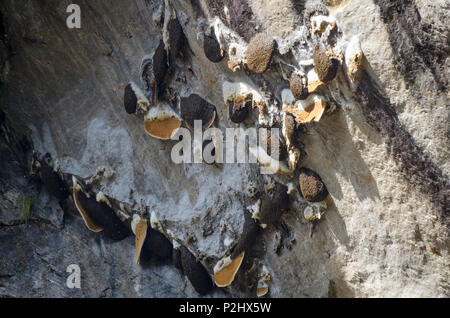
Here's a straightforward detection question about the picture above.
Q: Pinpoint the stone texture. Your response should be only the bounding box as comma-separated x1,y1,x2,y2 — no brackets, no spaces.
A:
0,0,448,298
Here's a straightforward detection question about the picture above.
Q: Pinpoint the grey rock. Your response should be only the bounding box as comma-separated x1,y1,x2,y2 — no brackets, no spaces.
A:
0,0,448,298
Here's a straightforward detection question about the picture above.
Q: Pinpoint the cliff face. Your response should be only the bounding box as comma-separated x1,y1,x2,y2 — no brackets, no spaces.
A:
0,0,448,298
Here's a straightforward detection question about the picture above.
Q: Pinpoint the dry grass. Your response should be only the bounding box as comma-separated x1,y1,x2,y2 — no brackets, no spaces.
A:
18,192,34,223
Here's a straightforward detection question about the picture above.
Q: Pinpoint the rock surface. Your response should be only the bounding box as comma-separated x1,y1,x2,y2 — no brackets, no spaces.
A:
0,0,448,298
